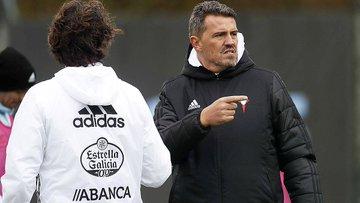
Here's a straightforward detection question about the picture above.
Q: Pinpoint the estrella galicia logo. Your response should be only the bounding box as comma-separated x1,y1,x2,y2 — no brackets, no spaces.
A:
73,105,125,128
80,137,124,177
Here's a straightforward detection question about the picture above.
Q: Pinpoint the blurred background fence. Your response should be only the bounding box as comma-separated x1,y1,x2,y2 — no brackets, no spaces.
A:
0,0,358,202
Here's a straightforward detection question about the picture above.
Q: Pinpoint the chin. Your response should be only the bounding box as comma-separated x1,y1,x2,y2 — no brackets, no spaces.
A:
223,60,237,68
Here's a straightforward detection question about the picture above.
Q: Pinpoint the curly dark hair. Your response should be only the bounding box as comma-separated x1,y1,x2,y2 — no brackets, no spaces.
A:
48,0,121,67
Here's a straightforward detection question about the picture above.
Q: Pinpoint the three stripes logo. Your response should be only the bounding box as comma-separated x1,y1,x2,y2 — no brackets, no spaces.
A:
188,99,201,111
73,105,125,128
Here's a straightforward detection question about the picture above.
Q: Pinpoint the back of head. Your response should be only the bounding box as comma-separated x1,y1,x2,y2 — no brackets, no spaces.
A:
189,1,236,37
0,47,36,91
48,0,121,67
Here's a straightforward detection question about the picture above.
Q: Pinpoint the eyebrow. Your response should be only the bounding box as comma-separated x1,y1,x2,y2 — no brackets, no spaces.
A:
212,30,238,36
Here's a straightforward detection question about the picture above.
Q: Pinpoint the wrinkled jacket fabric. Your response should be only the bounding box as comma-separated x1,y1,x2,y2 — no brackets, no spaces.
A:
154,47,322,203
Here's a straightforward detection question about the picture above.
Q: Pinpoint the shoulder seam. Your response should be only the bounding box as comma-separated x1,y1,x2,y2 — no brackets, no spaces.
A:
251,67,276,75
161,74,186,88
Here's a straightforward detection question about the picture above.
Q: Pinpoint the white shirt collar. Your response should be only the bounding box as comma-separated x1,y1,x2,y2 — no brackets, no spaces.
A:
0,102,13,127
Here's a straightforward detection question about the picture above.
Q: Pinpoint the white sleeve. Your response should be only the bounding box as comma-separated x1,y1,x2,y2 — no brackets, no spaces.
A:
139,94,171,188
2,89,45,203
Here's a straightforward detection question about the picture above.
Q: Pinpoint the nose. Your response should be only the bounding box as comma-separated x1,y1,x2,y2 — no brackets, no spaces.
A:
224,33,235,46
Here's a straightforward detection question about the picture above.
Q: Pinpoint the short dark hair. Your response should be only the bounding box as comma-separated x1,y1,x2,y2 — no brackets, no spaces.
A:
189,1,236,37
48,0,121,67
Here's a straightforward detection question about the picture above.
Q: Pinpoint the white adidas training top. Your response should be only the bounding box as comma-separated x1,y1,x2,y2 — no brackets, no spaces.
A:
1,63,171,203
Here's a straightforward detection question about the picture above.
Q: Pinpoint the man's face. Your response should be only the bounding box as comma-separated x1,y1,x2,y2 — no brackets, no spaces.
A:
192,15,238,73
0,90,26,109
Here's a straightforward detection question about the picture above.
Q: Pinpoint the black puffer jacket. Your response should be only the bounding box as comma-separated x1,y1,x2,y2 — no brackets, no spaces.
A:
154,48,322,203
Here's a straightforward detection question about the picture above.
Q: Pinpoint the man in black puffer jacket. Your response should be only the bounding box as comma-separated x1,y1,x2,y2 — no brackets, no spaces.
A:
154,1,322,202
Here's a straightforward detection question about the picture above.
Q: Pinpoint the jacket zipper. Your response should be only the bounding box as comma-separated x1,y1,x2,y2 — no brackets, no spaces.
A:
214,77,223,202
215,133,223,203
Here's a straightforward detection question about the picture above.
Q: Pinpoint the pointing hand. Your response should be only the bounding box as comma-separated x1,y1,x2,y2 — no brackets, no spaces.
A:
200,95,248,127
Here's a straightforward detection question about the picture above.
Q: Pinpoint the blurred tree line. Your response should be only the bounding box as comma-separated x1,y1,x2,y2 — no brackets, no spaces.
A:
18,0,353,19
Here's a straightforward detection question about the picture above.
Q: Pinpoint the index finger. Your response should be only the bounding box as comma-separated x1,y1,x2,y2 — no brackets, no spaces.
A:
220,95,248,103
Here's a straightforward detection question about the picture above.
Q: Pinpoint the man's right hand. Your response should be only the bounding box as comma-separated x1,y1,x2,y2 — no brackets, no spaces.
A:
200,95,248,128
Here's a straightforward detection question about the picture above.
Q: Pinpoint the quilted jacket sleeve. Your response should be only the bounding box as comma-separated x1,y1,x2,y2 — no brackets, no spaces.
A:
154,87,209,164
271,72,323,202
136,89,172,188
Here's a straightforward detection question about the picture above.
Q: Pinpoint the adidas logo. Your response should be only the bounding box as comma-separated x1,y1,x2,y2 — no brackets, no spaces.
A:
188,99,201,111
73,105,125,128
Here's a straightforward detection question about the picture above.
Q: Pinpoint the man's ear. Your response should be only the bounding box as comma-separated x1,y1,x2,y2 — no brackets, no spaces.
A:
190,36,202,52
